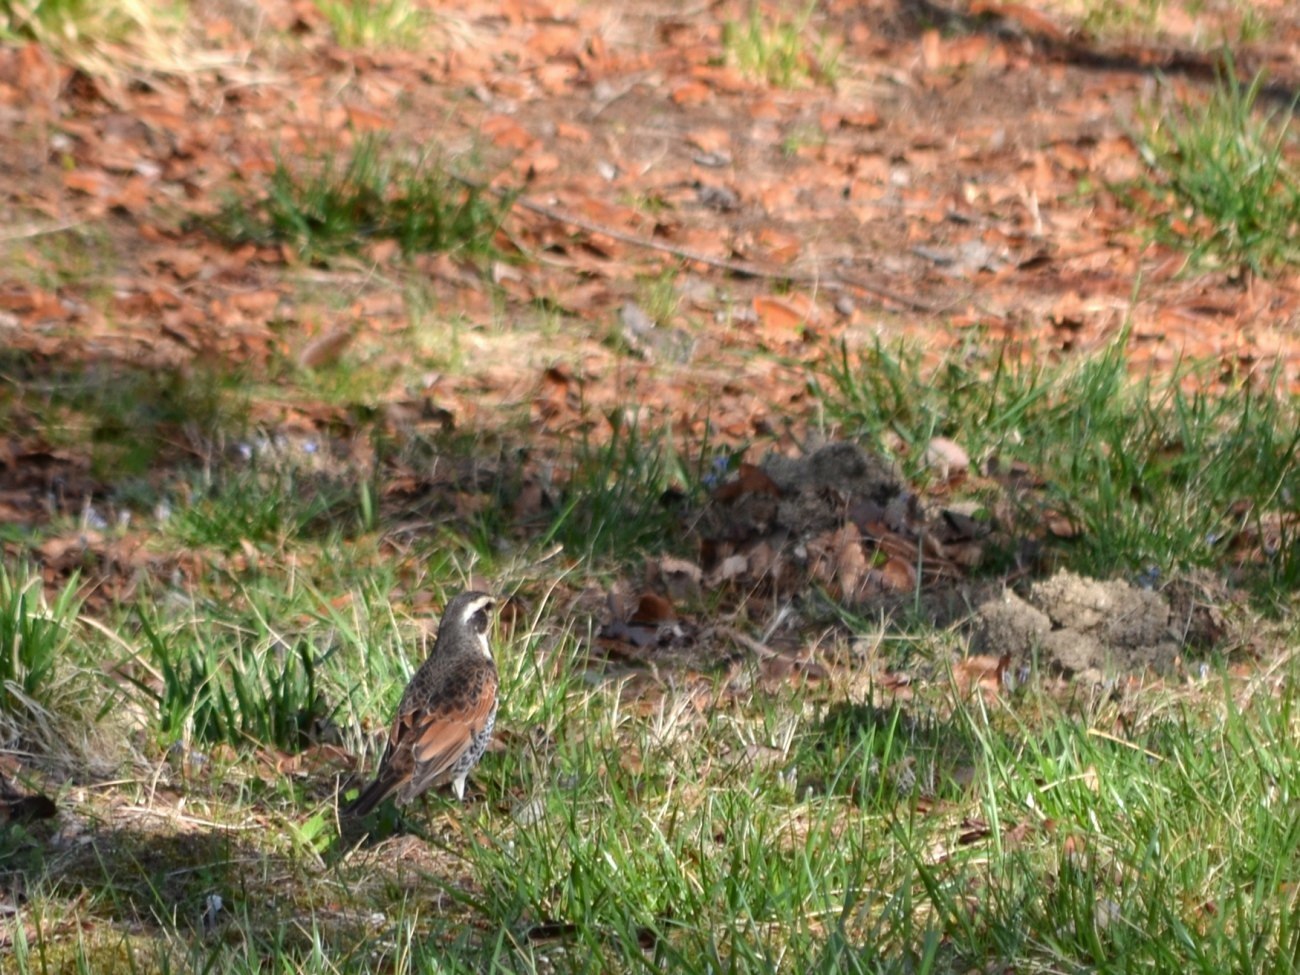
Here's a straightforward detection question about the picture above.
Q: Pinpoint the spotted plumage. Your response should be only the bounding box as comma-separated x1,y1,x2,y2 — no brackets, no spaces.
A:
344,591,498,816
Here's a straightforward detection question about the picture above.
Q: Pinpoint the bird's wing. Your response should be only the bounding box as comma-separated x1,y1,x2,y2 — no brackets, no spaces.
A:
403,670,498,792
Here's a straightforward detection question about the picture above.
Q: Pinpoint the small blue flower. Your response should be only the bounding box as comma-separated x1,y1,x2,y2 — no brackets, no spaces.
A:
702,453,732,489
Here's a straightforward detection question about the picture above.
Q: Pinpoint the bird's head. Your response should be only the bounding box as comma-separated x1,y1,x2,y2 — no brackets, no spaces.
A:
441,590,497,659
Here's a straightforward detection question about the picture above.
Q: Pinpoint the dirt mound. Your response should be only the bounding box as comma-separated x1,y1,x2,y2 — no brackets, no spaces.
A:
604,441,1233,685
972,570,1225,681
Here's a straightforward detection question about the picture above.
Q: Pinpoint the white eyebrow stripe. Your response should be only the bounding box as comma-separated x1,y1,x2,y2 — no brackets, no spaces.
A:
455,595,496,625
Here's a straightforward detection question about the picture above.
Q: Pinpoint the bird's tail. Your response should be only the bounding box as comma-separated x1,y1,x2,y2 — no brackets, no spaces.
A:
342,771,399,818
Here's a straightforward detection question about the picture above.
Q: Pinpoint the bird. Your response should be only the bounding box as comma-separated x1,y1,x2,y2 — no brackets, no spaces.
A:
343,591,499,817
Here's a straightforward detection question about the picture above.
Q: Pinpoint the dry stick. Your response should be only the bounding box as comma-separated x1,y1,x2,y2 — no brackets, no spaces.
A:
471,179,956,315
511,192,949,314
0,221,83,243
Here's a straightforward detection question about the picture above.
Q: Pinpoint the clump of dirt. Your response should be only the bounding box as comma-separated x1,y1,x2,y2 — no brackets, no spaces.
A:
697,441,903,544
971,570,1218,681
763,441,904,531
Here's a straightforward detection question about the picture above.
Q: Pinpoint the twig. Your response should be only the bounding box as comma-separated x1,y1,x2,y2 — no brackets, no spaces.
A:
715,625,779,659
0,221,83,243
117,804,268,831
462,176,955,315
508,192,794,280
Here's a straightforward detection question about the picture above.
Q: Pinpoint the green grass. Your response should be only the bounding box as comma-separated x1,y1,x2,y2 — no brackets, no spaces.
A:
1079,0,1164,37
537,414,700,565
0,0,133,44
0,562,124,775
1133,62,1300,272
1234,7,1269,44
6,314,1300,972
818,334,1300,593
721,2,839,89
168,466,371,551
123,603,333,752
11,2,1300,969
13,595,1300,974
0,223,118,294
0,564,81,714
215,135,511,264
315,0,429,48
0,0,188,72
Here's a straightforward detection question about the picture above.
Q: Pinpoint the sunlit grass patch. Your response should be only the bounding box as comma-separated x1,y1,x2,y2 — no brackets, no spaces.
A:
1132,63,1300,273
0,0,226,78
818,334,1300,595
0,566,92,767
0,0,171,49
168,466,370,552
9,562,1300,975
122,606,334,753
0,223,118,295
721,1,840,89
0,565,80,714
316,0,429,48
214,135,511,265
1077,0,1164,38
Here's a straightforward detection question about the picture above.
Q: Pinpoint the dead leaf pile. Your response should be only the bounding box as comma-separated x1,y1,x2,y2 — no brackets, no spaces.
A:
695,441,986,604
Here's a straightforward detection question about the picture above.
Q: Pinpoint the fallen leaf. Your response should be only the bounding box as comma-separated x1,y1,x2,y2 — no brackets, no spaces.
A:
650,556,703,602
670,81,712,106
875,556,917,592
706,553,749,586
1045,510,1083,538
953,653,1010,696
924,437,970,478
629,593,676,625
808,524,869,602
713,463,781,502
752,295,806,333
297,326,354,369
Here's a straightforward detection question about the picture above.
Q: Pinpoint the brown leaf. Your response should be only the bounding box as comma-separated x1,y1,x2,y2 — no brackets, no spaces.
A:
629,593,676,625
650,556,703,602
713,463,781,503
671,81,713,106
752,227,801,264
63,169,111,197
957,818,991,845
809,524,870,602
752,295,805,333
39,532,101,564
953,653,1010,696
687,127,731,154
482,114,536,150
1045,510,1083,538
875,556,916,593
297,326,354,369
760,653,828,688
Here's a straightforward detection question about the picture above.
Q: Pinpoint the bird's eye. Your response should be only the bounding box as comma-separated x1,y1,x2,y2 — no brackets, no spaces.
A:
472,608,490,633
